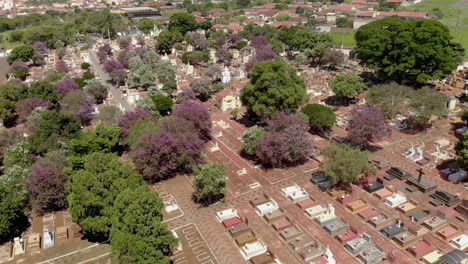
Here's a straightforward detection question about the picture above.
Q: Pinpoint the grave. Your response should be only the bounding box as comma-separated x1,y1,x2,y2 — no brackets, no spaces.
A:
223,216,243,228
396,199,420,216
255,199,279,216
363,178,384,193
13,237,25,256
431,190,461,206
43,229,54,249
327,189,346,199
410,210,431,223
250,194,269,207
438,250,468,264
393,229,420,248
357,245,386,264
380,220,406,238
288,234,317,251
451,233,468,250
313,204,337,225
305,204,328,219
310,173,331,185
448,169,468,183
0,243,12,263
235,230,257,247
296,198,316,210
373,186,394,200
279,226,303,242
250,251,275,264
369,156,391,169
386,167,413,180
216,208,239,222
323,218,349,236
263,208,285,223
368,213,393,229
298,243,324,262
358,207,380,221
240,240,268,260
421,250,444,264
435,223,463,242
385,192,407,208
272,216,294,232
335,227,359,244
281,184,309,202
28,233,40,254
346,199,368,214
55,226,68,242
407,239,433,259
345,233,373,255
228,223,251,238
406,168,437,193
422,215,447,231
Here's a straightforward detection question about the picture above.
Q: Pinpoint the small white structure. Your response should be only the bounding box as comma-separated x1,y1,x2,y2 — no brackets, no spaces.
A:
172,231,182,251
186,44,194,52
315,204,336,225
305,204,328,219
240,240,268,259
402,145,415,158
186,63,194,75
221,66,231,84
13,237,25,256
43,230,54,249
324,246,336,264
164,200,179,213
216,208,238,222
385,192,407,208
255,199,279,216
281,184,308,202
451,233,468,250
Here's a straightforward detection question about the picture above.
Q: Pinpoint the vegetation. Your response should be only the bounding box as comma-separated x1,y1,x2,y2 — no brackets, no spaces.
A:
301,104,336,131
193,163,227,204
329,73,367,98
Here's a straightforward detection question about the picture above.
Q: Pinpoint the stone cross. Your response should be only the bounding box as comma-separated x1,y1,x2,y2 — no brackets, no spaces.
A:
417,168,425,182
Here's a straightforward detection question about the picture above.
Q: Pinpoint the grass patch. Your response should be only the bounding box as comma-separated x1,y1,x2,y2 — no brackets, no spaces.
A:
330,32,356,47
450,27,468,58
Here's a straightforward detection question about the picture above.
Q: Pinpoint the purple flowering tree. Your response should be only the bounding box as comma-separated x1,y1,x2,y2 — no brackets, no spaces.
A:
15,97,51,122
347,106,392,146
228,33,242,44
26,160,67,213
176,89,196,103
132,117,204,181
256,112,313,167
251,35,268,48
118,108,151,137
56,60,68,73
59,90,95,124
9,60,29,73
32,41,48,54
246,46,276,72
117,49,131,68
54,78,80,98
173,101,212,140
216,37,227,47
103,59,125,73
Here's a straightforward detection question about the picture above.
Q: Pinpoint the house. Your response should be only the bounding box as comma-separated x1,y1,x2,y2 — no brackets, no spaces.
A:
215,90,241,112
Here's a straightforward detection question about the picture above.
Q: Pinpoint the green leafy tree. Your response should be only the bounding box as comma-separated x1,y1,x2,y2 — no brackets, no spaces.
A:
281,26,332,61
14,68,28,80
7,45,34,64
455,132,468,169
155,30,183,54
241,126,266,156
151,95,173,116
355,17,459,84
168,12,197,35
127,119,159,150
460,109,468,124
138,18,157,34
301,104,336,131
320,143,376,185
110,186,177,264
336,17,353,28
240,59,308,117
0,84,27,127
0,184,27,243
193,163,227,204
97,105,122,125
67,153,144,241
81,62,90,70
409,87,446,128
329,73,366,98
367,83,413,119
28,110,81,154
28,80,58,104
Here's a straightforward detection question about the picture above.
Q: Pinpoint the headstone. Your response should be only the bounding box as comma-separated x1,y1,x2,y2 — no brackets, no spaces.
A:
324,246,336,264
186,44,194,52
222,66,231,84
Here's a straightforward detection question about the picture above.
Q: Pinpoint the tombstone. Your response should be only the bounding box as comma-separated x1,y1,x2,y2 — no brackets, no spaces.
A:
232,49,240,59
328,203,335,217
243,55,250,64
222,66,231,84
239,68,246,79
161,53,169,61
131,36,138,45
186,44,194,52
171,47,176,55
186,63,194,75
210,49,217,63
170,58,177,66
324,246,336,264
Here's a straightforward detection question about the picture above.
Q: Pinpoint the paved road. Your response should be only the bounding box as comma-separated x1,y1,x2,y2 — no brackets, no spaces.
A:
88,52,132,111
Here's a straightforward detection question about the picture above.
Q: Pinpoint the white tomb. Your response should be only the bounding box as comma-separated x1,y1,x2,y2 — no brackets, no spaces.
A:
281,184,309,202
451,233,468,250
255,199,279,216
216,208,238,222
324,246,336,264
240,240,268,259
385,192,407,208
13,237,25,256
43,230,54,249
315,204,336,225
164,200,179,213
221,66,231,84
305,204,328,219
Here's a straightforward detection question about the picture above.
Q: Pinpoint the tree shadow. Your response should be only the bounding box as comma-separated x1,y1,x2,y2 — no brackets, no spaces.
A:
0,214,30,244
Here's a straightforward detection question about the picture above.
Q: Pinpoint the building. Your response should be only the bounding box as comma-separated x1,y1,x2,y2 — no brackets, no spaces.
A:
113,7,160,17
215,90,241,112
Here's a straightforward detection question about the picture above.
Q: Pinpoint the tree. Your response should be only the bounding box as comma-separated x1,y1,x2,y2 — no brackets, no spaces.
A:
1,142,33,200
98,105,122,125
0,184,27,243
110,186,176,264
230,108,238,120
241,126,266,156
151,95,173,116
321,49,345,68
118,108,151,138
9,60,29,73
281,26,332,61
7,45,34,64
56,60,68,73
336,17,353,28
409,87,446,128
256,112,314,167
0,128,23,164
14,69,28,80
329,73,366,98
103,59,124,73
84,81,108,103
251,35,268,48
67,153,145,240
28,110,81,154
186,32,209,51
193,163,227,204
155,30,183,54
347,106,392,146
460,109,468,124
181,51,209,65
59,90,95,124
29,80,58,103
367,83,413,119
138,18,157,34
81,62,91,70
54,78,80,98
320,143,376,185
204,65,222,81
190,78,212,101
0,83,27,126
15,97,51,123
215,48,232,63
132,117,204,181
455,132,468,169
301,104,336,131
127,119,159,150
240,59,308,117
32,41,48,54
26,159,67,213
355,17,459,84
173,100,212,140
168,12,197,35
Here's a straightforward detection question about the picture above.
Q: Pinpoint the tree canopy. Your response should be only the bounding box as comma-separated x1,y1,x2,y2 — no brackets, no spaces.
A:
329,73,367,98
301,104,336,131
240,59,308,117
241,126,266,156
168,12,197,35
355,17,461,84
193,163,227,204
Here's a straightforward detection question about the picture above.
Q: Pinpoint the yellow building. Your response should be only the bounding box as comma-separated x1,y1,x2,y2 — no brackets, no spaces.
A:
215,90,241,112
